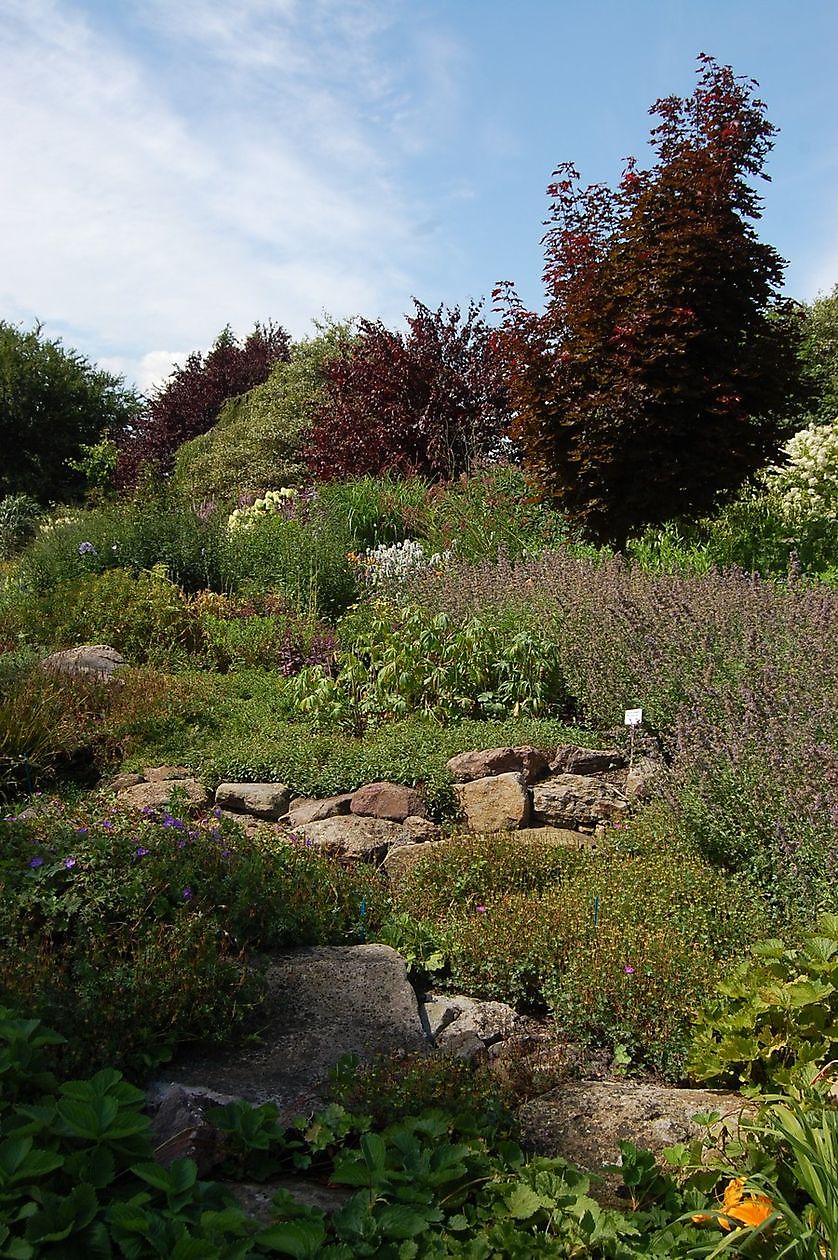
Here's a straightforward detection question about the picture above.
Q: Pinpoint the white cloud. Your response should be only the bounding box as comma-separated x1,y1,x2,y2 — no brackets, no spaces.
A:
0,0,435,387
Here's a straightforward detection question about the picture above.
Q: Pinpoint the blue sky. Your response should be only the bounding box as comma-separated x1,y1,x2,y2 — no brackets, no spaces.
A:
1,0,836,392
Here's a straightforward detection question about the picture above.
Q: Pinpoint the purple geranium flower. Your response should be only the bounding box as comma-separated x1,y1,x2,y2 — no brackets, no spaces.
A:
29,856,44,869
78,541,97,556
135,846,149,858
64,857,77,869
182,886,194,901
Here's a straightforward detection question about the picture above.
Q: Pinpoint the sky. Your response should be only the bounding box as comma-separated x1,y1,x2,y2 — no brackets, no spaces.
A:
1,0,837,394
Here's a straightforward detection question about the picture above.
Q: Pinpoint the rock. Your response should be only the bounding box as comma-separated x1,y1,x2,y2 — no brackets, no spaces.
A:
531,774,629,831
515,826,597,849
108,772,146,792
217,811,287,841
157,945,430,1114
144,765,194,782
148,1084,235,1175
286,794,354,828
435,997,520,1052
402,816,442,843
228,1178,351,1224
447,746,549,784
215,782,291,821
383,839,447,883
420,995,463,1040
550,745,625,776
40,643,126,682
294,814,416,864
454,772,531,832
116,779,211,814
624,757,661,802
518,1082,754,1189
351,781,428,822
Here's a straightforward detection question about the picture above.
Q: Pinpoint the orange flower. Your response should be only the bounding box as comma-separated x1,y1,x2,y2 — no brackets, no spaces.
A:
720,1178,774,1231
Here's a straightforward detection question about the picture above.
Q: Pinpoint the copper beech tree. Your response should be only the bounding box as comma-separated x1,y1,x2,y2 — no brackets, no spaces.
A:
497,55,807,546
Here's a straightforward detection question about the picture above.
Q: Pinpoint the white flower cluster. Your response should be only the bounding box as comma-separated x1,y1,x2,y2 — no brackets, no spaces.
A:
354,538,450,586
771,418,838,519
227,487,298,532
38,515,80,534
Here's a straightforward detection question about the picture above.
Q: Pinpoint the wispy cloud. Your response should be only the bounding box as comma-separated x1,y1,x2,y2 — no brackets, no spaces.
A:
0,0,449,389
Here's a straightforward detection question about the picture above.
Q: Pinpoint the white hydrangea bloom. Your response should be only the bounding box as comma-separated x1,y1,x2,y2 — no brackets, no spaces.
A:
226,487,298,531
769,418,838,519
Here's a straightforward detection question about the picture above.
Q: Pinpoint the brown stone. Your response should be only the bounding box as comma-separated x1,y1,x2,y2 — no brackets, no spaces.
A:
350,781,428,822
550,745,625,776
294,815,412,863
143,765,194,782
286,794,354,827
215,783,291,820
108,772,146,792
383,839,448,883
454,772,531,832
531,774,628,830
116,779,211,814
447,746,550,784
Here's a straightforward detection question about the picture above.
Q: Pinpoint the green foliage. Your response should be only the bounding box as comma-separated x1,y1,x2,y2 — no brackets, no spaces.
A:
0,497,40,562
21,566,197,663
687,915,838,1091
173,320,353,503
0,799,385,1074
799,283,838,423
288,602,567,730
0,321,141,505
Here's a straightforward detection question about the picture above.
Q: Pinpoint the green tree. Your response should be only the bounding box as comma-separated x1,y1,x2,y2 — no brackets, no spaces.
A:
0,321,141,505
499,56,807,546
173,319,353,502
799,284,838,423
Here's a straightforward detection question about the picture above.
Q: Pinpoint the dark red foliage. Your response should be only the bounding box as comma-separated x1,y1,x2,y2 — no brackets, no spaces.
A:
115,322,290,490
306,301,511,481
498,55,808,546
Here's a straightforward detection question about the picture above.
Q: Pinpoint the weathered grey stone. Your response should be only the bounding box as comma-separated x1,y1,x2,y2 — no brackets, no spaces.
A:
228,1178,351,1224
286,794,353,828
518,1082,754,1184
117,779,211,814
158,945,430,1114
217,810,286,840
420,995,463,1040
148,1084,235,1174
144,765,194,782
550,745,625,776
624,757,661,802
454,772,531,832
401,816,442,842
351,781,428,822
383,839,447,883
40,643,126,681
447,746,549,784
295,814,412,863
108,772,145,792
215,782,291,820
435,998,520,1050
531,774,629,830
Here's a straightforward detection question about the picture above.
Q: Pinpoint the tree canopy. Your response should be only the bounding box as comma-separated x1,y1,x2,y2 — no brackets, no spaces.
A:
0,321,141,505
499,55,808,546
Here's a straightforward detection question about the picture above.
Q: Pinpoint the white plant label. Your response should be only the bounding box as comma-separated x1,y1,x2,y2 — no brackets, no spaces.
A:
624,708,643,726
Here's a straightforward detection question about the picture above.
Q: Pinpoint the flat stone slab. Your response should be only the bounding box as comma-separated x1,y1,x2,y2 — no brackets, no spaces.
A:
447,747,549,785
215,782,291,820
158,945,430,1115
454,772,531,832
294,815,419,863
40,643,126,681
531,774,629,830
519,1082,754,1182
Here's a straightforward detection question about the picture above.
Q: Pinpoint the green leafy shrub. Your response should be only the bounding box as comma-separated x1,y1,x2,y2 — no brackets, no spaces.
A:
21,565,198,662
289,602,568,729
0,493,40,560
191,590,336,674
687,915,838,1091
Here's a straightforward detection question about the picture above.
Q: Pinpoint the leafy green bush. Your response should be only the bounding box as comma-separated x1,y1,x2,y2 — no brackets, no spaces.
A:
687,915,838,1091
289,602,568,729
0,799,385,1074
20,565,198,662
0,494,40,561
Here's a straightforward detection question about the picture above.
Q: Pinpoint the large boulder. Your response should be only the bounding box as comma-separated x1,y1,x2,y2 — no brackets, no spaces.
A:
293,814,419,863
215,782,291,821
383,839,448,883
156,945,429,1115
531,774,628,831
40,643,126,682
350,781,428,822
116,778,211,814
550,745,625,776
447,746,549,784
454,772,531,832
519,1082,754,1190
